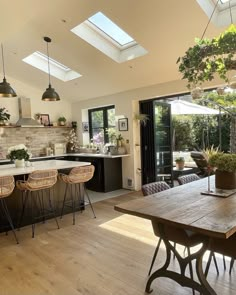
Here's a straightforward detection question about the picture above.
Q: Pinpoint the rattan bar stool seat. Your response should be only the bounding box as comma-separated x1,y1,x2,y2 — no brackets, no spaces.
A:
16,169,59,238
59,165,96,224
0,175,18,244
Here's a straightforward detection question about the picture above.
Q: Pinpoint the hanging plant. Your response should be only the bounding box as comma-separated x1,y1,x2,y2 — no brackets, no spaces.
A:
177,24,236,89
133,113,149,126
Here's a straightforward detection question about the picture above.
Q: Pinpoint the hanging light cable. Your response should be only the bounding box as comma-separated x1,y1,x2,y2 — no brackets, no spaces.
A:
42,37,60,101
0,44,17,97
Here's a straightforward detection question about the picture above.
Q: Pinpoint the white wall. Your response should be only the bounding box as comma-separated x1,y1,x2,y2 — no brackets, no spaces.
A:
0,75,72,124
72,77,224,191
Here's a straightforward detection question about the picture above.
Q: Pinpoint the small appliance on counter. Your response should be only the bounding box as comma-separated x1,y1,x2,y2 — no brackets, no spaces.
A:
52,143,66,155
45,147,53,156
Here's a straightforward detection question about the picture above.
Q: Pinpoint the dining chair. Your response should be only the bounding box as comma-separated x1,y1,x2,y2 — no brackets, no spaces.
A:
177,173,200,185
59,165,96,225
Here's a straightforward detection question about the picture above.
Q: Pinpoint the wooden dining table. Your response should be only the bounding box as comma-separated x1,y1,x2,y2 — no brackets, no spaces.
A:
114,176,236,295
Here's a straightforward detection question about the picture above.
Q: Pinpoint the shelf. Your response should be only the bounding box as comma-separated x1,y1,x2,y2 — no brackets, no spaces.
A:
0,125,73,128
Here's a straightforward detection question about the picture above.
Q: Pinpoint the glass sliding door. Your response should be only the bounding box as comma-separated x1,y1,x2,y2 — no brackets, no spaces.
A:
154,101,173,186
140,100,173,186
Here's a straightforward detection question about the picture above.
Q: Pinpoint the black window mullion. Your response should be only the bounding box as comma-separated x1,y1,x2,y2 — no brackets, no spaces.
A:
103,108,109,143
88,105,115,144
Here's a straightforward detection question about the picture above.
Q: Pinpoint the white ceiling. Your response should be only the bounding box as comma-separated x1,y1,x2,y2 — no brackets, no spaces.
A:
0,0,234,102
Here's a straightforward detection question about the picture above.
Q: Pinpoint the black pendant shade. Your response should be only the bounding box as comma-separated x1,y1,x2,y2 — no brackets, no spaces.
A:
42,37,60,101
0,44,17,97
42,84,60,101
0,77,17,97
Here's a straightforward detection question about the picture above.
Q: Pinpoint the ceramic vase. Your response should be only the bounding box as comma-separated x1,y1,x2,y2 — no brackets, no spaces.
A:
15,159,25,168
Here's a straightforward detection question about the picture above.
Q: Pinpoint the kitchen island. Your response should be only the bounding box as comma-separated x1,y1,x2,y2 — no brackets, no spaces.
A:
0,160,91,230
0,153,130,193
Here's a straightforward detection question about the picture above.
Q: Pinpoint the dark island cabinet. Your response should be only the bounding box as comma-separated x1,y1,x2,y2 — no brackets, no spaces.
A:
68,156,122,192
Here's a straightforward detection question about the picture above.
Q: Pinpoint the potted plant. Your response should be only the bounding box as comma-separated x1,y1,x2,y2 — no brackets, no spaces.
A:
208,153,236,189
6,144,31,168
175,157,185,170
134,113,149,126
0,107,10,125
58,116,66,126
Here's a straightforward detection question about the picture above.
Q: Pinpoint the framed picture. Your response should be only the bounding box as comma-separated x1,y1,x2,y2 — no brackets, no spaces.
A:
40,114,50,126
82,122,89,133
118,118,128,131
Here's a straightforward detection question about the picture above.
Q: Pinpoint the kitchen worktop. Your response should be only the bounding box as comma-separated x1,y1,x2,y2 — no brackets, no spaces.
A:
0,160,91,177
0,152,130,164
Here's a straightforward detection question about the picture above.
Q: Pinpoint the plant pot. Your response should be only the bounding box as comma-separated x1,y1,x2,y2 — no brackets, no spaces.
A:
176,161,185,170
15,159,25,168
215,170,236,189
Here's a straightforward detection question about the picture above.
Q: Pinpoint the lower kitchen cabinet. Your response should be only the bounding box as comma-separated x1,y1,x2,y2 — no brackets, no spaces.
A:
68,156,122,193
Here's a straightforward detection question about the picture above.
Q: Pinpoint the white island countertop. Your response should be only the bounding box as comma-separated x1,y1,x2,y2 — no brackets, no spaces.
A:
0,153,130,164
0,160,91,177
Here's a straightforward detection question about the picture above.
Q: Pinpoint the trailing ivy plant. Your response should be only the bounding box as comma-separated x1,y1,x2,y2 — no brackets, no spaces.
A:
177,24,236,89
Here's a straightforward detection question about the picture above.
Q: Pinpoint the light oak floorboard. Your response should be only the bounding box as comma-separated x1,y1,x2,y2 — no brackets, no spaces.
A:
0,191,235,294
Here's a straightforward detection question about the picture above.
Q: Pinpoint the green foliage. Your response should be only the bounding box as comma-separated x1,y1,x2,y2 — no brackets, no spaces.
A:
177,24,236,89
172,116,194,151
0,107,10,121
7,144,31,161
134,113,149,126
106,128,123,143
202,145,221,162
208,153,236,172
58,116,66,122
175,157,185,163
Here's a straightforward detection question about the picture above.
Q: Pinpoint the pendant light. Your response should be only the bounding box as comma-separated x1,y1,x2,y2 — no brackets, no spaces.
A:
42,37,60,101
0,44,17,97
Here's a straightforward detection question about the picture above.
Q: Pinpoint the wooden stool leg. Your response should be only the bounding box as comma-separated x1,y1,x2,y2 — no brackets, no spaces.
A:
1,199,19,244
60,184,68,219
84,184,96,218
31,191,36,238
48,189,59,229
72,185,76,225
17,190,28,230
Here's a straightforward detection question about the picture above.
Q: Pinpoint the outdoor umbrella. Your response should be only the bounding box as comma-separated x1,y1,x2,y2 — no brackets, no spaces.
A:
169,100,220,115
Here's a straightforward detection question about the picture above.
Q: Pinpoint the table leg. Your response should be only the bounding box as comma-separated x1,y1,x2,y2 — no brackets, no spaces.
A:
145,223,217,295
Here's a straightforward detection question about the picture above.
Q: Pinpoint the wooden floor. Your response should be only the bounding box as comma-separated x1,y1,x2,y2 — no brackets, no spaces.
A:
1,191,236,295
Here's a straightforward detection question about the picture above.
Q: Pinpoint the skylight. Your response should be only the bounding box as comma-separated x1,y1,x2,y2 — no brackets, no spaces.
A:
88,12,134,46
71,12,148,63
22,51,82,82
197,0,236,27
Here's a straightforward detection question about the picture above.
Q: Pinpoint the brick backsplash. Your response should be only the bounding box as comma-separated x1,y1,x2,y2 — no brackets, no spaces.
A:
0,127,71,159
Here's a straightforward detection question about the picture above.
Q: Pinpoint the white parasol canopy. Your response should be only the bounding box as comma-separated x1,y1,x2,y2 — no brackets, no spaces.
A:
169,100,220,115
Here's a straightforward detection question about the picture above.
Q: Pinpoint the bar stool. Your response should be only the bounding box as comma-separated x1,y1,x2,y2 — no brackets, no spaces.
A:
0,176,18,244
59,165,96,225
16,169,59,238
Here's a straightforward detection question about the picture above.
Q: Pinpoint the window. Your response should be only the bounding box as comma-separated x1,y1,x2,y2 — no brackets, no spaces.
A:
71,12,147,63
88,106,115,145
88,12,135,47
197,0,236,26
22,51,82,82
